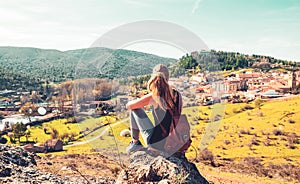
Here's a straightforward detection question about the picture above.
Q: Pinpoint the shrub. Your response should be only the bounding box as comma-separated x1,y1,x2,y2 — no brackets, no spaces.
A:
242,105,254,111
263,138,271,146
280,137,287,141
286,142,296,149
240,129,250,135
244,157,262,165
250,137,260,146
195,116,203,121
199,148,214,165
287,133,299,144
288,119,295,124
224,140,231,145
273,129,285,136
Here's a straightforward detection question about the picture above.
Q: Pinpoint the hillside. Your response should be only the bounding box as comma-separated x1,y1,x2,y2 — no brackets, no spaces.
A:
186,97,300,183
0,46,177,83
0,66,43,91
178,50,300,72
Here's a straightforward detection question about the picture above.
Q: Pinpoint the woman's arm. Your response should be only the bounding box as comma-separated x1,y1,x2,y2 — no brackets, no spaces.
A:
126,93,153,110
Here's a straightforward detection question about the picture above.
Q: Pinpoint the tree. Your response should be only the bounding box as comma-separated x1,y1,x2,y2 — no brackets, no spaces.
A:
12,122,27,143
0,135,7,144
297,83,300,91
50,127,59,139
179,54,198,69
24,129,31,143
19,102,37,122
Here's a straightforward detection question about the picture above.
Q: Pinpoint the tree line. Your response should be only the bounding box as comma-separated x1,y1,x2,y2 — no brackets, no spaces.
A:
178,50,300,72
0,66,43,91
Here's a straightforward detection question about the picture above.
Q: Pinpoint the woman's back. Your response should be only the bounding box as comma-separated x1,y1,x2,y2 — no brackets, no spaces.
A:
149,89,182,149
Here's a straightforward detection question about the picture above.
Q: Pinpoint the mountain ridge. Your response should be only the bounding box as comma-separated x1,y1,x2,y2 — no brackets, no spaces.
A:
0,46,177,84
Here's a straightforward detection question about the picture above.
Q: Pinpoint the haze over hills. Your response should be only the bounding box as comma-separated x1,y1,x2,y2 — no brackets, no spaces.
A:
0,46,177,84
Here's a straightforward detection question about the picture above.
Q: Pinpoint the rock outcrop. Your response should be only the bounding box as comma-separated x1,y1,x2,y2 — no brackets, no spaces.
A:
0,144,63,183
0,144,116,183
1,144,209,183
116,151,209,184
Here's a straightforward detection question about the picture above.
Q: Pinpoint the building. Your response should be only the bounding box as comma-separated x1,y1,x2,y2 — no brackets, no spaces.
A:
24,139,64,153
23,144,45,153
190,73,207,84
288,72,297,93
261,90,282,98
44,139,63,152
225,79,247,93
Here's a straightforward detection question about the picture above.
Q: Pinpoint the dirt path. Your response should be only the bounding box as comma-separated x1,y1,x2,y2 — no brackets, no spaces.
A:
65,118,129,147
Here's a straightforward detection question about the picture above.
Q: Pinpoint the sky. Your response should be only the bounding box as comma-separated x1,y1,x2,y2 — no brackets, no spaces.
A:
0,0,299,61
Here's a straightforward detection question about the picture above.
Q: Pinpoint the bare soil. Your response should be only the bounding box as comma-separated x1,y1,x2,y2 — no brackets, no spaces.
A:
36,153,286,184
36,153,124,180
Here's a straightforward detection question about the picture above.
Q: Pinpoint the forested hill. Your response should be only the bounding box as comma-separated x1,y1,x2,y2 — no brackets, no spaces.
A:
0,66,43,91
0,46,176,83
178,50,300,72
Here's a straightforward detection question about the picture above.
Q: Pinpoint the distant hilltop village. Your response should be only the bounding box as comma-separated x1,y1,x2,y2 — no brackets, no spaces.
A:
0,70,299,114
169,70,300,105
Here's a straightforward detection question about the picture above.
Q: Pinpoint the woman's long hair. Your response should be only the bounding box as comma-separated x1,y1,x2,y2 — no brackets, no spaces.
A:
147,72,175,112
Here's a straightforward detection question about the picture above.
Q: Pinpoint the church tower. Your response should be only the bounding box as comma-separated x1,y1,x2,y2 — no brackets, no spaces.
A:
288,72,296,93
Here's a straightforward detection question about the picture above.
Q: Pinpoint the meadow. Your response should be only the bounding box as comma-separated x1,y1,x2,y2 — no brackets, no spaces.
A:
4,95,299,182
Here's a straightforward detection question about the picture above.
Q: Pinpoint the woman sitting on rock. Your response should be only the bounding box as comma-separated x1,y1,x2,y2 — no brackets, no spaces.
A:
126,64,182,153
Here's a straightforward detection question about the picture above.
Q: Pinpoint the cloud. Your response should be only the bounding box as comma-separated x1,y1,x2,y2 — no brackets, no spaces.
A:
192,0,203,14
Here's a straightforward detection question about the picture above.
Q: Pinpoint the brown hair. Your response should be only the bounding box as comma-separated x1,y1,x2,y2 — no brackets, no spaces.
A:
147,72,175,111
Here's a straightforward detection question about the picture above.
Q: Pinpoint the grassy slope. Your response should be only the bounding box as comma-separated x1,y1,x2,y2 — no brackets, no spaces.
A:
205,97,300,165
6,96,299,183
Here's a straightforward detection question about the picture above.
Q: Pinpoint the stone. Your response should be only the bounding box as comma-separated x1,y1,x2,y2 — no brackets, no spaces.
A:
0,144,63,183
116,150,209,184
0,167,12,177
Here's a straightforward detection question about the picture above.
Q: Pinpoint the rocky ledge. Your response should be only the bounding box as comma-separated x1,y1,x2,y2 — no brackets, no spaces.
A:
1,144,208,183
0,144,115,184
0,144,63,183
116,151,209,184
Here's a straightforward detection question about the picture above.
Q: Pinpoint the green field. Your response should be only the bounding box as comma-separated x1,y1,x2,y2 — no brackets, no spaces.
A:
4,96,299,182
7,96,300,163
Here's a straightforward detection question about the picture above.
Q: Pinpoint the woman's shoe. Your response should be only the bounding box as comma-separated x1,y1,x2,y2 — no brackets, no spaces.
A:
126,140,143,153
